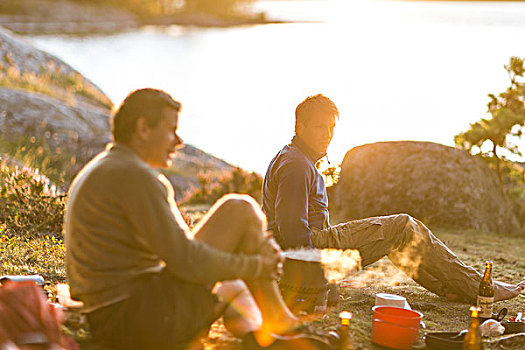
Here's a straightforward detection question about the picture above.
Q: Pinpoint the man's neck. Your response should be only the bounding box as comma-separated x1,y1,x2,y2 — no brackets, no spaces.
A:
291,135,326,162
111,142,152,167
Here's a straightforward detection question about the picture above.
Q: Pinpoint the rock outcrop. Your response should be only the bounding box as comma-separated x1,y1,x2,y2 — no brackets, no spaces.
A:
0,87,110,162
0,25,112,178
332,141,521,235
0,26,233,196
0,26,112,109
168,144,233,199
0,86,232,194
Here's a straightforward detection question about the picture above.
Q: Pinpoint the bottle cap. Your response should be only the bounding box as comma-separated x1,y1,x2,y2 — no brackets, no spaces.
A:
470,306,480,318
339,311,352,325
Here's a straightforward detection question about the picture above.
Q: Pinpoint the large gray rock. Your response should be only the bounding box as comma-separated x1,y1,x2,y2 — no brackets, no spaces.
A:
0,25,110,159
0,25,113,181
0,87,110,161
168,144,233,199
0,26,112,109
0,86,233,194
332,141,521,235
0,25,233,195
0,25,67,74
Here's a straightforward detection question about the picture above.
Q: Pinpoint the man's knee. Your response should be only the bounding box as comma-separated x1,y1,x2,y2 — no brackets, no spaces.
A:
387,213,415,231
215,194,266,226
392,213,412,224
213,194,267,254
215,280,249,303
382,213,416,246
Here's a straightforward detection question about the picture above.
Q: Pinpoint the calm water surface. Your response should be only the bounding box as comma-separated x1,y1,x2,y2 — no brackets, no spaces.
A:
28,0,525,173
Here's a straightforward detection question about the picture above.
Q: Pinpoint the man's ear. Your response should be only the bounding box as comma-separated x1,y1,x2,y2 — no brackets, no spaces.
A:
135,117,150,141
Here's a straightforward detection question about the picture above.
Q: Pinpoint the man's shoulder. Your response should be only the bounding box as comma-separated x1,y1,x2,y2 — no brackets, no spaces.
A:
101,148,155,178
268,144,315,181
276,144,314,170
272,144,304,164
70,148,158,194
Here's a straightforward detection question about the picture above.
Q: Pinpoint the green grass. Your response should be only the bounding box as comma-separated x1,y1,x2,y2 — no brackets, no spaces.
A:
0,233,65,282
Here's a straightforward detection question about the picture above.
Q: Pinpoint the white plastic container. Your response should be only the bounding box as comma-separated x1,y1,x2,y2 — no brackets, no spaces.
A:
0,275,45,286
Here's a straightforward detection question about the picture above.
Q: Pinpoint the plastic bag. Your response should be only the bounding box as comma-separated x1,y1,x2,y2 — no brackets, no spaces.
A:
0,281,68,349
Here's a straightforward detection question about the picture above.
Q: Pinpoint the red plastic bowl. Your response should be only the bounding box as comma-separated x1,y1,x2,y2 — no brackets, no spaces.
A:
371,306,423,349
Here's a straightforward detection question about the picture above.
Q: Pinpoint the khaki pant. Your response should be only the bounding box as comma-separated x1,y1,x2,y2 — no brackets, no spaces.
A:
311,214,481,301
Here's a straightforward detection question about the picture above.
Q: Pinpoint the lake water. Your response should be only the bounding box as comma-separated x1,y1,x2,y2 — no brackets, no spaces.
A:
27,0,525,173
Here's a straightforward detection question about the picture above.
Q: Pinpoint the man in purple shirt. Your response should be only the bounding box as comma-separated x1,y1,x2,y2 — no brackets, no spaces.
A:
262,94,525,303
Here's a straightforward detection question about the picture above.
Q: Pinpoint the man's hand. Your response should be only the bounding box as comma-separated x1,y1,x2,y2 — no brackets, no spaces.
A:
258,237,284,280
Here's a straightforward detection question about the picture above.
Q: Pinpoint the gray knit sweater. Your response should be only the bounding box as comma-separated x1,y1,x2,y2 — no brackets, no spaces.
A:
64,143,261,312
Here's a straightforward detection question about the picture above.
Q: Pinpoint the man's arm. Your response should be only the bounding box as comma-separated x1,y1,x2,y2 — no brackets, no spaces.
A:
274,160,313,248
123,171,262,285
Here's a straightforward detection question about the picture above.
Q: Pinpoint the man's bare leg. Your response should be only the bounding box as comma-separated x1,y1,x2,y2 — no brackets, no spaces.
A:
214,280,262,337
192,194,298,342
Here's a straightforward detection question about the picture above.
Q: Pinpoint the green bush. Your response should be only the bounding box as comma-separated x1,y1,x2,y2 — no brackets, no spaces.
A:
455,57,525,230
184,167,263,204
0,162,65,238
455,57,524,182
0,136,80,188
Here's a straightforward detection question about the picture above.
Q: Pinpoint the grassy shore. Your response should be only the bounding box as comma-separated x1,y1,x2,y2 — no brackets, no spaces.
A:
2,206,524,349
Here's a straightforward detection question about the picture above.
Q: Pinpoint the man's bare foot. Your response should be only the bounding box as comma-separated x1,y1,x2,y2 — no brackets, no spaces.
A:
257,314,300,347
494,280,525,302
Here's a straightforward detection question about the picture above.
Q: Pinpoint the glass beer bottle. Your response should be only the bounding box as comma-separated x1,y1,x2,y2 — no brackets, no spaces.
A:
463,306,483,350
477,261,494,320
338,311,354,350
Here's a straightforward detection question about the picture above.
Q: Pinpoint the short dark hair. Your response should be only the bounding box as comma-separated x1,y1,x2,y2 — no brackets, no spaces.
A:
295,94,339,132
112,88,181,144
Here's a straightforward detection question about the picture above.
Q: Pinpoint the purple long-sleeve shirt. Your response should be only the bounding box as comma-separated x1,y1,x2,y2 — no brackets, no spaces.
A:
262,136,330,248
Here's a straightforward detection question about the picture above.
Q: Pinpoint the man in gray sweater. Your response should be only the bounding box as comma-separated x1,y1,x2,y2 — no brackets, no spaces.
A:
64,89,307,349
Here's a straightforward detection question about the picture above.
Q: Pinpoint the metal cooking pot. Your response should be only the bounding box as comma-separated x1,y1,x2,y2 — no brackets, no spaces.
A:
279,253,328,314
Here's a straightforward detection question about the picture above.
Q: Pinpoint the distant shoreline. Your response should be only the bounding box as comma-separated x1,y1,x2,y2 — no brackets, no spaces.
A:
0,9,294,36
2,0,525,36
0,15,294,36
